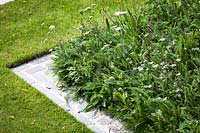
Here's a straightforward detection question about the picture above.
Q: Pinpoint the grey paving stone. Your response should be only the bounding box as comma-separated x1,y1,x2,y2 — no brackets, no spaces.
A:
43,83,63,98
12,64,30,72
112,120,123,129
108,126,121,133
28,55,51,65
49,75,59,83
42,59,53,67
68,100,80,112
44,81,59,92
32,73,48,83
79,110,96,118
44,68,53,76
91,109,101,119
42,54,51,60
100,111,110,117
87,125,106,133
77,100,88,112
59,103,71,111
15,72,35,84
25,65,45,74
97,117,111,125
73,113,93,126
31,83,66,105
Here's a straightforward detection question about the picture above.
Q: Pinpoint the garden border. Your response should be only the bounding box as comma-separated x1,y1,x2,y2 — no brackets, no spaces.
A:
12,54,129,133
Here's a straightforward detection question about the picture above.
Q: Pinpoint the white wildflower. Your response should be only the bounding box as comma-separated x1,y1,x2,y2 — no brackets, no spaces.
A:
152,64,159,68
132,67,137,70
151,109,162,117
144,85,152,89
192,47,200,51
160,62,165,66
170,64,176,67
156,109,162,116
109,62,114,68
109,76,115,80
114,11,127,16
159,73,164,79
49,25,55,30
166,45,171,49
144,33,149,37
114,27,122,31
83,31,90,35
162,64,169,69
155,97,162,101
148,62,154,65
129,61,133,64
176,73,181,76
176,88,181,92
172,40,175,45
176,58,181,62
138,66,144,71
151,113,156,116
118,87,122,91
159,38,166,42
123,92,128,98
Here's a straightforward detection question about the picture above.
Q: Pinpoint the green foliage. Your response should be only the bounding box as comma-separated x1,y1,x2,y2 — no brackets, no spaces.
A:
1,0,121,132
53,0,200,132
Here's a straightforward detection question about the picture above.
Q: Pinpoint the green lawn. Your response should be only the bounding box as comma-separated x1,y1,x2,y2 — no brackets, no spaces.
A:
0,0,135,132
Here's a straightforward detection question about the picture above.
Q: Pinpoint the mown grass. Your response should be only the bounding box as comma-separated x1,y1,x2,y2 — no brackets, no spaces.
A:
0,0,130,132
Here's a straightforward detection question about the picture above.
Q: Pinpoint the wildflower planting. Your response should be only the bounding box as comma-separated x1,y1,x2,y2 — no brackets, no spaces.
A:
52,0,200,132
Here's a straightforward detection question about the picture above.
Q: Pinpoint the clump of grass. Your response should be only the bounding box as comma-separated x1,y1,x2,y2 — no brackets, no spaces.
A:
52,0,200,132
